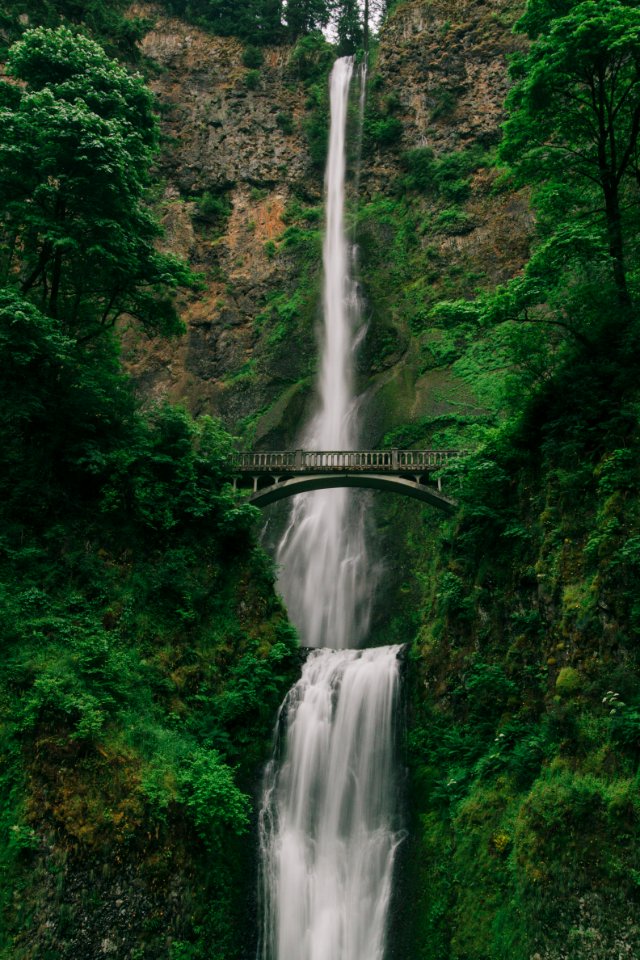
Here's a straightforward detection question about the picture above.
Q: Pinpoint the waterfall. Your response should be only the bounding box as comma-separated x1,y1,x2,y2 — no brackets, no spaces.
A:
276,56,373,651
258,647,404,960
257,58,403,960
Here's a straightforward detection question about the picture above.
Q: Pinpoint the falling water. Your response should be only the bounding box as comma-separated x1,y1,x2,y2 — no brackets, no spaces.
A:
258,647,404,960
276,57,373,650
257,58,403,960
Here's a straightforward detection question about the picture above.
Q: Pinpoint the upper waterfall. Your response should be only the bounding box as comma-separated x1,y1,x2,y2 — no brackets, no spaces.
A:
317,56,357,450
276,56,375,650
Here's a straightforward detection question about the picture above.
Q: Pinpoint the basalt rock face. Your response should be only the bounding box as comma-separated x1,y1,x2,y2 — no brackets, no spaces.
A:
371,0,524,163
354,0,532,444
124,5,321,445
128,0,532,449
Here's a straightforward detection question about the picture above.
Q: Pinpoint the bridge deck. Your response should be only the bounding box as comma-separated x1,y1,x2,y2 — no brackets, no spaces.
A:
230,449,460,475
229,449,464,511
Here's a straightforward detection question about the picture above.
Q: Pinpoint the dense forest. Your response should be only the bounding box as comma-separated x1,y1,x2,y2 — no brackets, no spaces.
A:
1,0,640,958
0,0,387,53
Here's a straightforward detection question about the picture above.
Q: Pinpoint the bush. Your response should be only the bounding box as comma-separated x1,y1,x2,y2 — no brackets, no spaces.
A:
178,748,250,849
303,82,329,168
436,208,475,235
276,111,294,135
402,147,436,190
555,667,583,696
366,115,403,147
242,44,263,68
244,69,260,90
288,32,334,83
402,145,487,199
195,190,232,227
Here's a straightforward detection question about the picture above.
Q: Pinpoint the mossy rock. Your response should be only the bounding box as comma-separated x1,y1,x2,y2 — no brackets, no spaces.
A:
555,667,583,696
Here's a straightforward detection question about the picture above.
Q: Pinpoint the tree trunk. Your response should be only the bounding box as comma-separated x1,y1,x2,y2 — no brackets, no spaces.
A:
49,248,62,318
21,242,51,295
602,175,631,308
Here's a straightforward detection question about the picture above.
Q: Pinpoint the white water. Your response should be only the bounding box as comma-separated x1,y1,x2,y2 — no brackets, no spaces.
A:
258,647,404,960
257,58,402,960
276,57,373,651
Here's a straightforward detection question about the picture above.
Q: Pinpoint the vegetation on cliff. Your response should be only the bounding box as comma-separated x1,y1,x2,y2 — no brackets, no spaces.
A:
388,2,640,957
0,27,299,960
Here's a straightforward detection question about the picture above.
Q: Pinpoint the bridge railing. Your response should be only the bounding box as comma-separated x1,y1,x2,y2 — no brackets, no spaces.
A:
230,449,463,473
233,451,297,470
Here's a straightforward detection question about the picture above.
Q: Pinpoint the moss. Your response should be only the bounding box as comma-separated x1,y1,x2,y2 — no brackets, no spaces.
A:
555,667,583,696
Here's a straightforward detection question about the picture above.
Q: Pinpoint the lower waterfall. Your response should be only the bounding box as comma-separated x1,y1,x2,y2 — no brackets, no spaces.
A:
257,646,404,960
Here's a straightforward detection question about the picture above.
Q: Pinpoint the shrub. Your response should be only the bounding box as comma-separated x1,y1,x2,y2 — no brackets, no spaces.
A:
196,190,232,226
288,32,334,83
403,147,436,190
244,69,260,90
276,111,294,135
555,667,583,696
242,44,263,68
367,116,403,147
178,748,250,849
436,208,475,235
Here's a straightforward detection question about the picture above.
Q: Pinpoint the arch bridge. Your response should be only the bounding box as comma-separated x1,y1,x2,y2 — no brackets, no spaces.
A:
230,449,463,512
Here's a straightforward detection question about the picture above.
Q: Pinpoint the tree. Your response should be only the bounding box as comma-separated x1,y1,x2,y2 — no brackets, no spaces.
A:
0,26,191,339
501,0,640,308
285,0,331,40
1,0,148,59
334,0,363,54
161,0,284,43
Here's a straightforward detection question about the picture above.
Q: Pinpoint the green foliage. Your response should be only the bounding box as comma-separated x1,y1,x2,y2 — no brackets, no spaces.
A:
365,114,403,147
276,111,294,134
291,36,334,170
304,85,331,168
396,6,640,957
194,188,233,233
241,43,263,68
0,283,299,956
0,27,191,339
285,0,332,40
555,666,582,696
334,0,363,55
237,200,321,405
244,68,261,90
402,145,488,200
158,0,285,44
435,207,475,236
178,748,250,847
0,0,148,59
288,31,335,83
502,0,640,306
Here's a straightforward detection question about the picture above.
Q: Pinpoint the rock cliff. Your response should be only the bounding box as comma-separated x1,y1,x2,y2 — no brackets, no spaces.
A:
124,4,322,442
127,0,532,448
